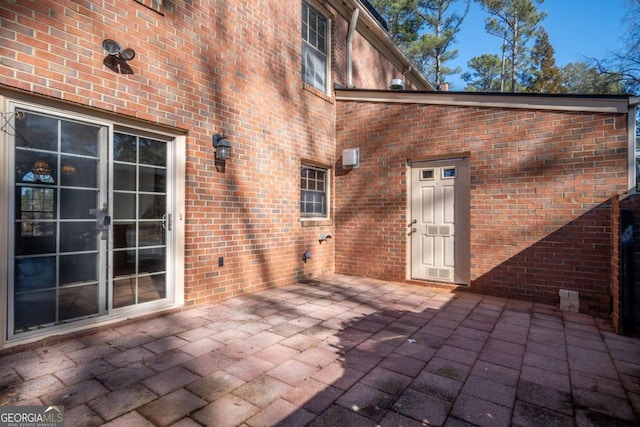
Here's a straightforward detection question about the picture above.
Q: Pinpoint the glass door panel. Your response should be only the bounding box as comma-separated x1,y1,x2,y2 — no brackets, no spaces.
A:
112,132,168,309
10,108,105,336
8,106,172,340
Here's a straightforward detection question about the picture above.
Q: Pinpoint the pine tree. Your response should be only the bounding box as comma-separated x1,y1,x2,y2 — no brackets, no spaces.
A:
371,0,470,89
412,0,470,88
526,27,566,93
477,0,545,92
371,0,422,51
462,54,502,91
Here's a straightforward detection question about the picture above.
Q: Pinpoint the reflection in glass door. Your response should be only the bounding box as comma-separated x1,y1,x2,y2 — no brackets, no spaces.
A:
8,106,171,339
11,109,107,335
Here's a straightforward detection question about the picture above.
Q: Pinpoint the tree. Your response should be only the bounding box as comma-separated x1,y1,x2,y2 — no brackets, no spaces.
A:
410,0,470,88
524,27,565,93
477,0,545,92
371,0,422,51
371,0,470,88
592,0,640,93
462,54,502,91
561,62,626,95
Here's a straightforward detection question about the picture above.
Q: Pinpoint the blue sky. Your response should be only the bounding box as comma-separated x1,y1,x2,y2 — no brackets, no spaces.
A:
446,0,628,89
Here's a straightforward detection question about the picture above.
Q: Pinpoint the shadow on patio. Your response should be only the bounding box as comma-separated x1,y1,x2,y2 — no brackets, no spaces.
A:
0,275,638,426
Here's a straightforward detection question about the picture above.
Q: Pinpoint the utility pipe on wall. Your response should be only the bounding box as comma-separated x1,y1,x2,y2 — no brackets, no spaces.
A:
346,7,359,88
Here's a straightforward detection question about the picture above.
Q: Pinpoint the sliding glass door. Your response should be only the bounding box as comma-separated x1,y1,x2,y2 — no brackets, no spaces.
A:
8,105,172,339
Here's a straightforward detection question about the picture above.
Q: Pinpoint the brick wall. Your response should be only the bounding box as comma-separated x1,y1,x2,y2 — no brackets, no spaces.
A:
330,5,415,90
335,100,629,308
0,0,409,308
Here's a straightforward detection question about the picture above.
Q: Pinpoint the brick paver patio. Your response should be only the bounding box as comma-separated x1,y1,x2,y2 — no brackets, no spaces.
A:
1,274,639,426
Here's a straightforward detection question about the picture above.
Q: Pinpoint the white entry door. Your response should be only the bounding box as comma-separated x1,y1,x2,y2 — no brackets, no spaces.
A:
410,158,469,284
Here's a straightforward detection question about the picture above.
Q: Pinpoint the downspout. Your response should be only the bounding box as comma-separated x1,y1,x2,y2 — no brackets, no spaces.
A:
346,7,359,88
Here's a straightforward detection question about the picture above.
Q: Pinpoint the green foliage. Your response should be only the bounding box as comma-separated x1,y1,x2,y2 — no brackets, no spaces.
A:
372,0,634,94
524,27,566,93
413,0,469,87
561,62,626,95
462,54,502,91
476,0,546,92
370,0,423,51
371,0,470,88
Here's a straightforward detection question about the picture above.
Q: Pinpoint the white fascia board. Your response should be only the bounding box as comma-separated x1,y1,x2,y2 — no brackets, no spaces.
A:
335,89,632,114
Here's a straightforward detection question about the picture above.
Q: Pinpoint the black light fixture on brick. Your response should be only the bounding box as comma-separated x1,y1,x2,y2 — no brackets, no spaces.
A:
212,132,231,161
102,39,136,74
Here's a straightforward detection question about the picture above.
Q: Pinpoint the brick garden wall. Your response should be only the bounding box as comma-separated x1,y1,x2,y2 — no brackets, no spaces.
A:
0,0,408,308
335,100,629,308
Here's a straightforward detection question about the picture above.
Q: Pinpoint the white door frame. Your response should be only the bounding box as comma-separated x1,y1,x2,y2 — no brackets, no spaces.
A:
409,157,470,285
1,100,184,346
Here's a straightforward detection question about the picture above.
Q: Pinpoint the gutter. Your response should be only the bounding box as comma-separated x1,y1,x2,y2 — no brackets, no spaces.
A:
346,7,360,88
335,88,632,114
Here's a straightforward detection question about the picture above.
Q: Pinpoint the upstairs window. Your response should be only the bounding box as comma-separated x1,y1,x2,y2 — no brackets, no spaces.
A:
302,1,329,93
134,0,164,14
301,165,328,218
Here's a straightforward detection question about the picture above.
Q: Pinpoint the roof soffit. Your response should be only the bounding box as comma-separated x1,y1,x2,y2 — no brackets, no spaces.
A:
334,89,632,113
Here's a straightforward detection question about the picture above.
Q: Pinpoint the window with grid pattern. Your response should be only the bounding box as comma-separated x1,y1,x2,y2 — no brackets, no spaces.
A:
301,1,328,92
301,165,327,217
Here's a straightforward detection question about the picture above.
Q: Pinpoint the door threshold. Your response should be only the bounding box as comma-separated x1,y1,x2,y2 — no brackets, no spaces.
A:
1,304,183,354
406,279,468,291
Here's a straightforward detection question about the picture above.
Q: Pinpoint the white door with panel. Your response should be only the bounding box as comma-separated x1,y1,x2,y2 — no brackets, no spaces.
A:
410,159,469,284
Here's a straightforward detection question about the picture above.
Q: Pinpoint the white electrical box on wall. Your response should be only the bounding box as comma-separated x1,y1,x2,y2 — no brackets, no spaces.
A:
342,148,360,168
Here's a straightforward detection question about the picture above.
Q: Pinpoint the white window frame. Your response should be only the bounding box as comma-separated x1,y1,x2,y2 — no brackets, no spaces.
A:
301,164,330,219
302,0,331,94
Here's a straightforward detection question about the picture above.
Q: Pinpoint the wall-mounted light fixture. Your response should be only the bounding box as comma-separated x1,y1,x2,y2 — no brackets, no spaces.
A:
102,39,136,74
390,78,405,90
319,234,332,244
213,133,231,161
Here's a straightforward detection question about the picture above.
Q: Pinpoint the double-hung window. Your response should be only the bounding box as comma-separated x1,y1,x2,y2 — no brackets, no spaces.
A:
301,1,329,93
301,165,328,218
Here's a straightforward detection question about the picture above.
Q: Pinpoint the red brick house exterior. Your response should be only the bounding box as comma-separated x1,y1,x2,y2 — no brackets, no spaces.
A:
0,0,431,349
0,0,637,349
334,91,636,324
